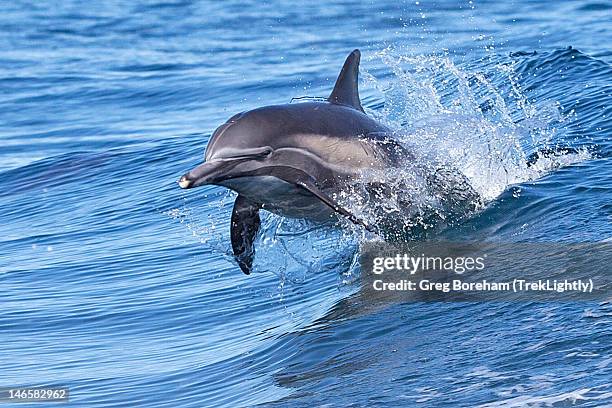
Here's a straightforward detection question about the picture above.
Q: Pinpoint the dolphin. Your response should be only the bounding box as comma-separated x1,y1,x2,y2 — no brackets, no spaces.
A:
179,49,412,274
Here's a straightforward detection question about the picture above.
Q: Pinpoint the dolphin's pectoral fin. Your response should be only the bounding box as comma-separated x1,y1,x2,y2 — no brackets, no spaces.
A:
296,179,375,233
328,49,364,113
263,166,374,233
231,195,262,275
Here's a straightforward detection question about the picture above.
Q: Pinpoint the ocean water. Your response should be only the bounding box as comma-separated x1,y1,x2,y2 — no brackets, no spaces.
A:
1,0,611,407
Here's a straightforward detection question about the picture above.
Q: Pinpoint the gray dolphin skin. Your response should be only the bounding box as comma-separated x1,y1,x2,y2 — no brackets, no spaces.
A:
179,49,408,274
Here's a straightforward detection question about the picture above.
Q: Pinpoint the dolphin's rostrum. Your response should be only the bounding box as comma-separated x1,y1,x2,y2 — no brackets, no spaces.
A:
179,49,409,274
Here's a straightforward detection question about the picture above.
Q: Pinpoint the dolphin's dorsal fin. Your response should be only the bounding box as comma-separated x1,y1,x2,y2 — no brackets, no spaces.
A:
328,49,364,113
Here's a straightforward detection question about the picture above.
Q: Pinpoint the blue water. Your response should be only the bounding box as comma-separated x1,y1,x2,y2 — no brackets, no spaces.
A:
1,1,611,407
